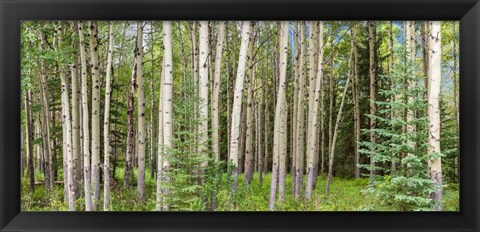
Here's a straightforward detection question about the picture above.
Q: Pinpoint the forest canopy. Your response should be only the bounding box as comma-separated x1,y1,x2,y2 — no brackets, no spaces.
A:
20,21,459,211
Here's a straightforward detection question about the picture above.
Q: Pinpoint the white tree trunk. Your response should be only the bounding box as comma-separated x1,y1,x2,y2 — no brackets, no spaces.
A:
136,21,146,202
305,21,324,200
88,21,101,210
156,59,165,211
103,22,114,211
162,21,174,210
77,21,92,211
269,21,289,211
228,21,252,197
212,22,226,162
428,21,443,211
198,21,210,168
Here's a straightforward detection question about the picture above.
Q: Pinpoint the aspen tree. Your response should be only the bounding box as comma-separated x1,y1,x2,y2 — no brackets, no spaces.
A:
70,22,81,198
156,59,165,211
136,21,146,202
305,21,324,200
269,21,288,211
103,22,114,210
88,21,101,210
244,30,255,184
228,21,252,197
39,32,54,190
162,21,174,210
427,21,443,211
56,24,76,210
294,22,306,198
77,21,92,211
291,24,299,192
212,21,226,162
325,57,352,199
198,21,210,168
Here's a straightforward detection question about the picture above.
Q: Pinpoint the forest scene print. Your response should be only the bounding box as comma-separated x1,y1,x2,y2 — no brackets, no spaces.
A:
20,21,459,211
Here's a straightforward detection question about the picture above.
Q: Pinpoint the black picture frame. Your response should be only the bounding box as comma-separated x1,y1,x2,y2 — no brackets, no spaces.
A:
1,0,479,231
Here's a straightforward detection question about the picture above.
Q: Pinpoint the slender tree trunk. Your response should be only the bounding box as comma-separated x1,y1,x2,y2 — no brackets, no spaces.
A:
352,23,361,179
294,22,306,198
55,24,76,210
269,21,289,211
103,22,114,211
39,31,54,191
228,21,252,201
427,21,443,211
305,21,324,200
325,56,352,200
244,31,255,184
389,22,396,172
156,59,165,211
88,21,101,210
452,22,459,182
198,21,210,168
421,22,430,103
162,21,174,210
327,25,334,179
150,25,157,179
291,24,299,193
70,23,82,199
125,57,137,188
368,21,377,179
135,21,146,202
212,22,226,162
26,89,35,191
77,21,92,211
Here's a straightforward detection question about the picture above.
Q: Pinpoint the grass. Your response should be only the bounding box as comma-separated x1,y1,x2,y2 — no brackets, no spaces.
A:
21,168,459,211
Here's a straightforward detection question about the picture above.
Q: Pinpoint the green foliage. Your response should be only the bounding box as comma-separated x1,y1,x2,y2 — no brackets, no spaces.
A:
22,174,459,211
359,45,438,211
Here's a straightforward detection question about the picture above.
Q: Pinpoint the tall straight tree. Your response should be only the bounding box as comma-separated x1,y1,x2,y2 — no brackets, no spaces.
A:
88,21,101,210
103,22,114,211
212,21,226,162
70,22,81,198
39,31,54,190
55,24,75,210
162,21,174,210
25,89,35,191
294,22,306,198
325,51,352,199
136,21,146,202
305,21,324,200
368,21,377,179
228,21,252,198
156,59,165,211
427,21,443,211
198,21,210,168
351,23,361,179
77,21,92,211
244,29,255,184
269,21,289,211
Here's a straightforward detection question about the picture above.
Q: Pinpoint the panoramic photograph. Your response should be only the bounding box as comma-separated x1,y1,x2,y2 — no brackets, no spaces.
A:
20,21,459,211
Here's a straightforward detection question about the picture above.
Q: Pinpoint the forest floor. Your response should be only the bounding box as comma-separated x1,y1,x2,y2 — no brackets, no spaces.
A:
21,168,459,211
